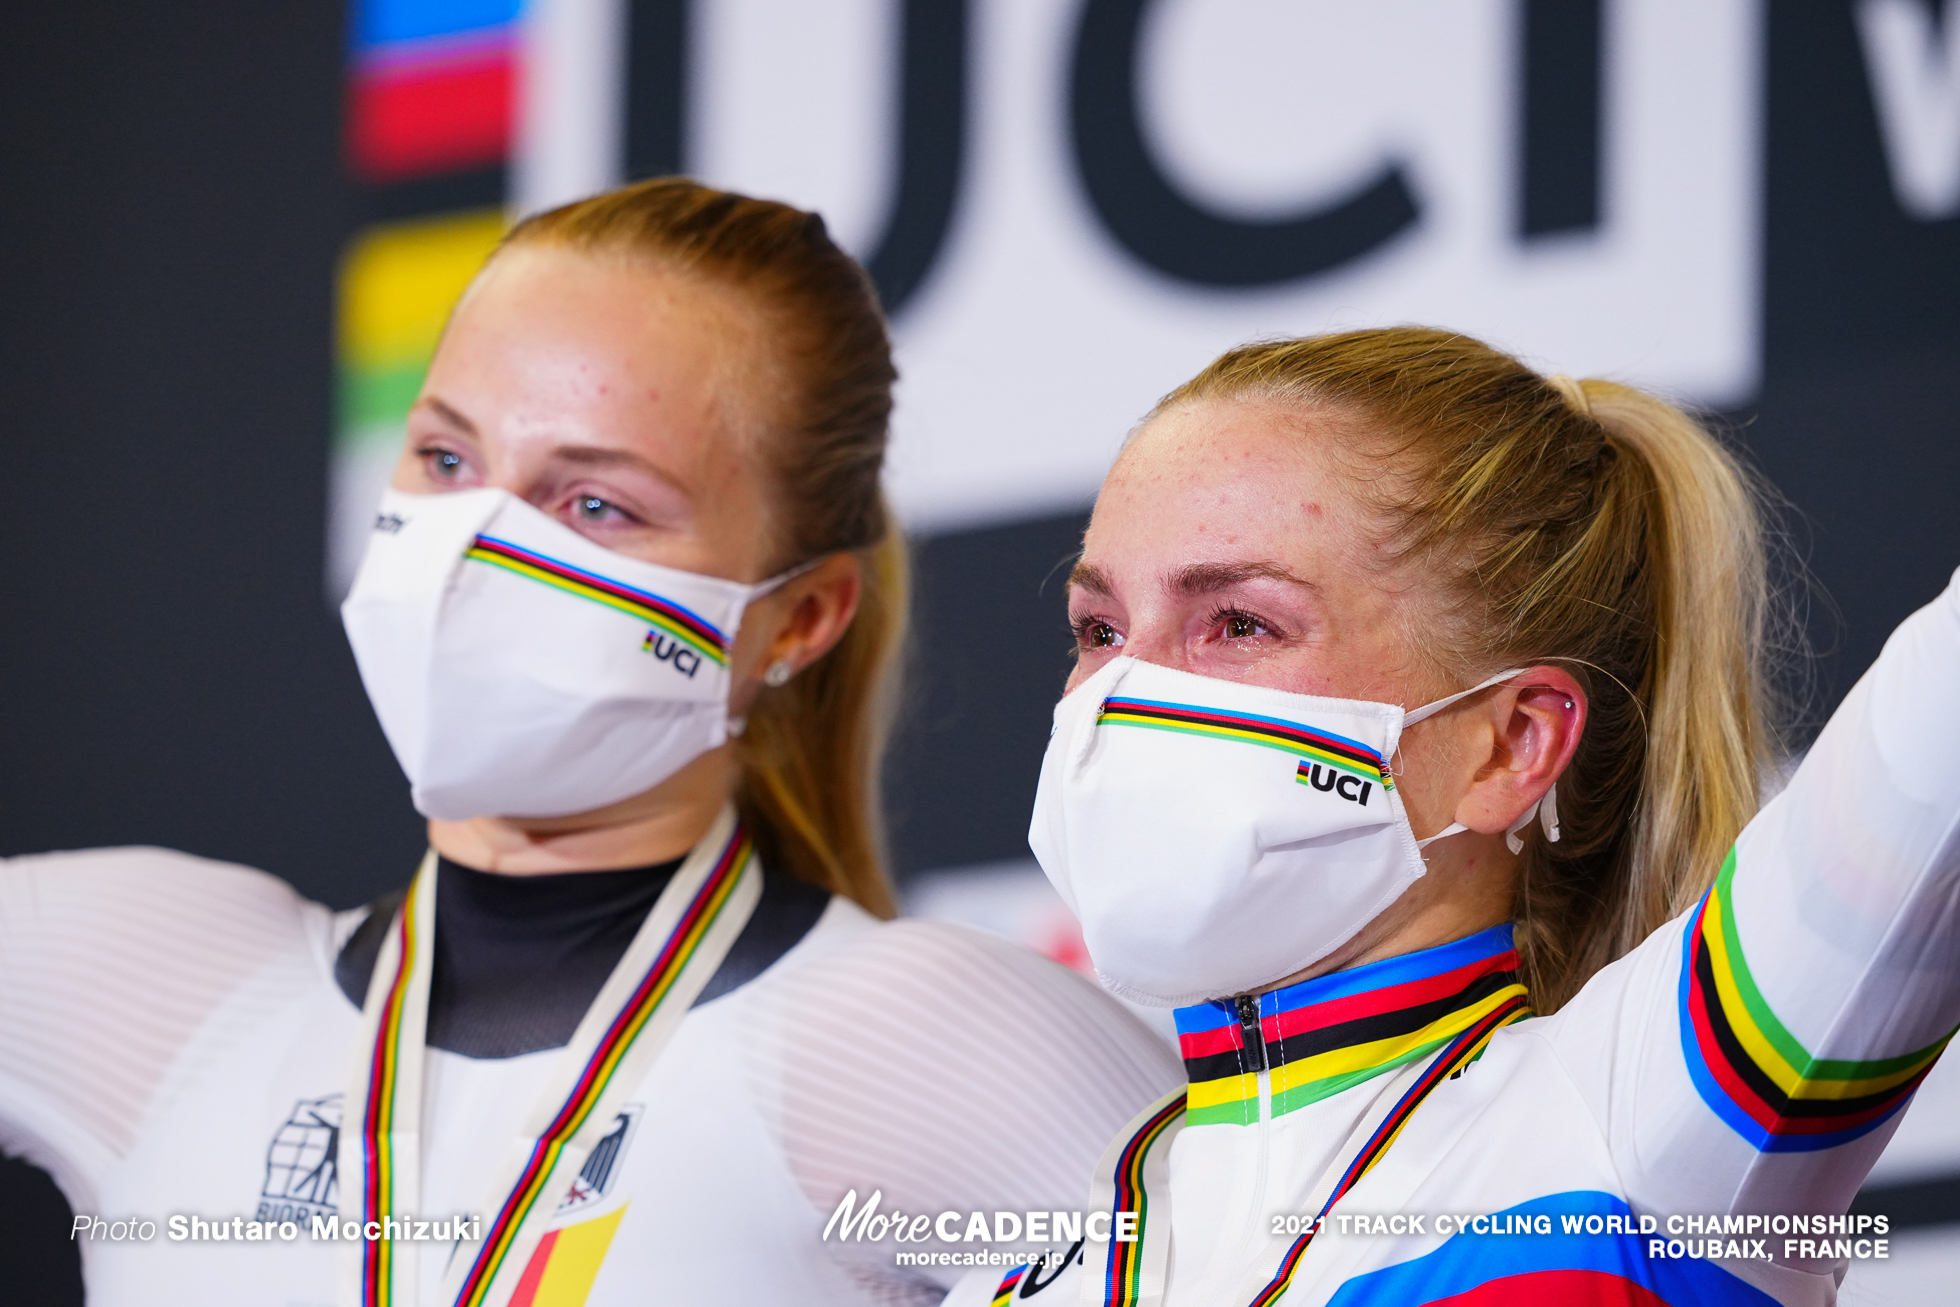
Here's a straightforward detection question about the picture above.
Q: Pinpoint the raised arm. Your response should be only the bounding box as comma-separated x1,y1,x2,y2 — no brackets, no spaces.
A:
1551,567,1960,1221
0,847,325,1210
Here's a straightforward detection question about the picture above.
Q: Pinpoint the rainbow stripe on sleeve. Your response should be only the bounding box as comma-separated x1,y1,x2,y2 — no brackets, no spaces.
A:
1677,848,1954,1153
1097,697,1393,789
464,535,729,667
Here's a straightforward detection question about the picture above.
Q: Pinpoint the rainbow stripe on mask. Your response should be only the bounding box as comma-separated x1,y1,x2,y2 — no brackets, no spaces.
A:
464,535,728,667
1097,696,1393,789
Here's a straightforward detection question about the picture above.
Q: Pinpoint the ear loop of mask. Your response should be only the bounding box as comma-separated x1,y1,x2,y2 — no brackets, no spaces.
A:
1401,669,1566,854
725,557,827,738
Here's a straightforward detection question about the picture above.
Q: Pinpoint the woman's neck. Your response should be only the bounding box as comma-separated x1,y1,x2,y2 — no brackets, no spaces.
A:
424,745,737,874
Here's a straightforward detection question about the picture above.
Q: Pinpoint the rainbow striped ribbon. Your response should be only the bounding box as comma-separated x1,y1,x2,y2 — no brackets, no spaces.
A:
1027,1087,1185,1307
348,851,437,1307
1054,992,1530,1307
1242,994,1531,1307
342,808,761,1307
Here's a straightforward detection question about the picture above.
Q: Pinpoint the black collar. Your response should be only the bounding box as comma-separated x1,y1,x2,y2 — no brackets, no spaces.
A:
335,852,830,1059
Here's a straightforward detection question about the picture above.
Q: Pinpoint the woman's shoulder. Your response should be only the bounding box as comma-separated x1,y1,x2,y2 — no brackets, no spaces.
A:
1,844,333,965
769,906,1183,1085
0,847,340,1182
744,911,1183,1246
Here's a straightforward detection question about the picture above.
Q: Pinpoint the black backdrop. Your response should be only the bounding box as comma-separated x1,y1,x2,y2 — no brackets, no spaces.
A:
4,2,1959,1298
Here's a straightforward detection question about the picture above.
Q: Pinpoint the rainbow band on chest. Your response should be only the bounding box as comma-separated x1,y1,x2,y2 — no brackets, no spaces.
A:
464,534,729,667
450,829,754,1307
1175,925,1528,1127
1243,993,1533,1307
1096,696,1393,790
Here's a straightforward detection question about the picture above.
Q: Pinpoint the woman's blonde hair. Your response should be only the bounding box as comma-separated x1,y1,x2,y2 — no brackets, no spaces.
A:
501,178,903,918
1159,328,1781,1010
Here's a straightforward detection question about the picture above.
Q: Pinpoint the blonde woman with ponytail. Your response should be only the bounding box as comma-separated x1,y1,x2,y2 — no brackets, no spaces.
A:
0,180,1180,1306
949,328,1958,1307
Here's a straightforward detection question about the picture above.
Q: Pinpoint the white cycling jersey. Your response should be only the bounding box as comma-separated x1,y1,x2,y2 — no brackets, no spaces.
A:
947,570,1960,1307
0,836,1182,1306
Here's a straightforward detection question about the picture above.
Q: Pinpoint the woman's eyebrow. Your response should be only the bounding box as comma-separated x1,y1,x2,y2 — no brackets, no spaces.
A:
1168,560,1317,596
414,394,478,435
1067,561,1117,597
551,444,691,494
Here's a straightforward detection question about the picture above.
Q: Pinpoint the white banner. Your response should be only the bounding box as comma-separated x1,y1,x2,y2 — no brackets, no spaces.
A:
523,0,1763,534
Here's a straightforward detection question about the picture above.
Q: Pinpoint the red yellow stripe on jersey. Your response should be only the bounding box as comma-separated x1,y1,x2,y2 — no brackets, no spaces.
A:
1097,697,1393,789
451,830,753,1306
1244,995,1532,1307
990,1261,1029,1305
465,535,729,667
1176,925,1527,1127
1679,848,1954,1152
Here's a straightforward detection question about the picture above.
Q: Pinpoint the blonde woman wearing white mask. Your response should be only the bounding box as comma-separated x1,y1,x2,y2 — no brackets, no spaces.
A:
949,328,1959,1307
0,179,1179,1306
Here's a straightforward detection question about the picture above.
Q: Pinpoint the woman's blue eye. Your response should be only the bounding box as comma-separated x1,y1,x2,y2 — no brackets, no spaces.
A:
433,451,463,476
577,496,610,520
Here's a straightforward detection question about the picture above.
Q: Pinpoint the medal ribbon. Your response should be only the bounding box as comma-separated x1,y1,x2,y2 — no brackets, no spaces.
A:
1241,993,1531,1307
340,805,761,1307
1021,992,1530,1307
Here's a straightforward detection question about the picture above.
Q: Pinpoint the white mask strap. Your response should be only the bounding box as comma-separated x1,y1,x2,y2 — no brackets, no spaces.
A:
1403,667,1528,727
1419,781,1564,857
1407,668,1566,855
1415,822,1468,850
746,556,824,602
724,560,826,738
1504,782,1563,855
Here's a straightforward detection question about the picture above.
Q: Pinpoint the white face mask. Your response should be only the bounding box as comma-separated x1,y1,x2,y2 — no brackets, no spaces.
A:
1028,656,1557,1007
341,487,800,821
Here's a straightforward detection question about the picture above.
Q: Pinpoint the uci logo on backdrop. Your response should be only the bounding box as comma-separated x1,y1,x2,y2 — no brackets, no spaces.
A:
511,0,1760,538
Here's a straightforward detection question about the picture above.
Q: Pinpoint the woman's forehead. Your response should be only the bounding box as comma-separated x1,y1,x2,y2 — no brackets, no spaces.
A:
1095,404,1352,529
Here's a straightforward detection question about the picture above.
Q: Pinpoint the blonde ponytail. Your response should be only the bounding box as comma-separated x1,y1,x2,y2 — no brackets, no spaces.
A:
1159,329,1782,1009
1579,384,1771,986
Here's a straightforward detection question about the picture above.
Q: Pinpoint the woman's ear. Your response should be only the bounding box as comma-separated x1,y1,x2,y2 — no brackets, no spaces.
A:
755,553,863,680
1453,665,1587,837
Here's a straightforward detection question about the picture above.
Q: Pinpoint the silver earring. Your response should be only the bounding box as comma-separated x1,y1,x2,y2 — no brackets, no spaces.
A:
1564,700,1574,710
764,658,794,688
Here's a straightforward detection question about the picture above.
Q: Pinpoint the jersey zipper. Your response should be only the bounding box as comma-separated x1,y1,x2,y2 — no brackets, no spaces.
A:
1236,993,1267,1076
1211,991,1275,1295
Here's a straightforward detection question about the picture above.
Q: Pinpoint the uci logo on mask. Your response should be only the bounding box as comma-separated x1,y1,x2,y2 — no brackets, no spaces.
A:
1298,763,1375,807
643,632,704,679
